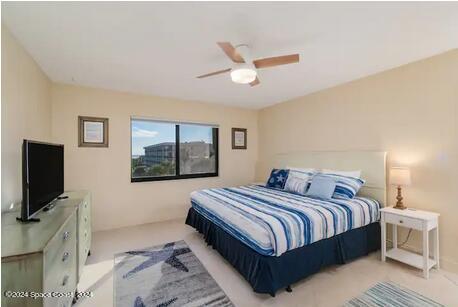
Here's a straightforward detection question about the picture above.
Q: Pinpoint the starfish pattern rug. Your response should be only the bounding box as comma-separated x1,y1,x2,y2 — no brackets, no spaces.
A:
114,240,233,307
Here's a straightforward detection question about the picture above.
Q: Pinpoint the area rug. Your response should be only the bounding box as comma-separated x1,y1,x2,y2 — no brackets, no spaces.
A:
344,281,444,307
114,240,233,307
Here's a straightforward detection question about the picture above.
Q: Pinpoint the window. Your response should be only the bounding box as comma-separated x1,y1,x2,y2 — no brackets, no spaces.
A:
131,118,218,182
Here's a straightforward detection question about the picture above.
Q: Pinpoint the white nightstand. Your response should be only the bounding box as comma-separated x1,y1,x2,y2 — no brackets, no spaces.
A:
380,207,440,279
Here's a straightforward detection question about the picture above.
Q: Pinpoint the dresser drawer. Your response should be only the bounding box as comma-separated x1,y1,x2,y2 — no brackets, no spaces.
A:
383,212,423,230
43,268,76,307
81,197,90,215
43,254,77,307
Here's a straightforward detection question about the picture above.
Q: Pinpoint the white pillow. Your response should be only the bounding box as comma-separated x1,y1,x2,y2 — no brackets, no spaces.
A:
286,166,317,174
284,170,314,195
321,169,361,179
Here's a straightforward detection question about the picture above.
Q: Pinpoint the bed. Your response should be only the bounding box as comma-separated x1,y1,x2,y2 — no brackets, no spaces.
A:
186,151,386,296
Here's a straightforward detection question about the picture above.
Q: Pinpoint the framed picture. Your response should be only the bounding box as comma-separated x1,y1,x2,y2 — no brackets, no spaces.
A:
232,128,247,149
78,116,109,147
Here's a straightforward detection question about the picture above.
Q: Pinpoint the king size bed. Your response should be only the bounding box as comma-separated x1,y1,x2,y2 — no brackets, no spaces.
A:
186,151,387,296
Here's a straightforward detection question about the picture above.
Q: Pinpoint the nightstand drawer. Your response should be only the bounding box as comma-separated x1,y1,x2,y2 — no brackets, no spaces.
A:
383,212,423,230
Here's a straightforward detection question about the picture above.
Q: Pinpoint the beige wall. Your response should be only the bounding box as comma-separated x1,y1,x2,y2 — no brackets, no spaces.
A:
257,49,458,272
1,26,52,210
51,84,258,231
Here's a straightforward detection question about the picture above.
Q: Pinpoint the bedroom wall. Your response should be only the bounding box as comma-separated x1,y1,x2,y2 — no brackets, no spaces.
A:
1,26,52,211
257,49,458,272
51,83,258,231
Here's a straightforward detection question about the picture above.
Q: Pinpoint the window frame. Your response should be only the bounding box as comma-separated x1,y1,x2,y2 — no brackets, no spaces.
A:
130,118,219,182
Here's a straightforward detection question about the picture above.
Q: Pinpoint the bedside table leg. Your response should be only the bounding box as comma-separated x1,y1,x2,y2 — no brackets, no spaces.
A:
423,229,429,279
392,224,397,249
381,221,386,262
433,226,440,269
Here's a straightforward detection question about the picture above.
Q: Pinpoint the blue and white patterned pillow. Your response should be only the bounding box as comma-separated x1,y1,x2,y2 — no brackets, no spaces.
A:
284,169,316,195
266,169,289,189
318,173,365,199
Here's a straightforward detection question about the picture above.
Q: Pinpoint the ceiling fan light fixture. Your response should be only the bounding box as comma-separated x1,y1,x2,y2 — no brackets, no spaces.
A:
230,64,257,84
197,42,299,87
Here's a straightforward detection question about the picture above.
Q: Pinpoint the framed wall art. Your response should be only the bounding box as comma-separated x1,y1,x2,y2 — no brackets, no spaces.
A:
232,128,247,150
78,116,109,147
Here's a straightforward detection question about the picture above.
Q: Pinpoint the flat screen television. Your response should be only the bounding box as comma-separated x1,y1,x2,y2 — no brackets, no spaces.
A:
21,140,64,222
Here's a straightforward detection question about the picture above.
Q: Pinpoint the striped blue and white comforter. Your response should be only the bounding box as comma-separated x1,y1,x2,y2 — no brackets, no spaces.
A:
191,185,380,256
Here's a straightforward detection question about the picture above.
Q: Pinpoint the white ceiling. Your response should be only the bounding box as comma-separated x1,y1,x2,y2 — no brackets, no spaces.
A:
3,2,458,109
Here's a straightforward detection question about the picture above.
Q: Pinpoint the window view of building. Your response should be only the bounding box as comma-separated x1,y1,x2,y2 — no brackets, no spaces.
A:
131,119,218,181
180,124,216,175
144,142,176,167
131,120,176,178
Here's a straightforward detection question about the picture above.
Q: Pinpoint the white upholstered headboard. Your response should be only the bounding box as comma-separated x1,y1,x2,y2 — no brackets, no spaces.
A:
256,151,387,206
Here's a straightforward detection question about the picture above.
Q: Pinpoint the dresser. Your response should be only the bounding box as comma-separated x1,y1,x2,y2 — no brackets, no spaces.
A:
1,191,92,307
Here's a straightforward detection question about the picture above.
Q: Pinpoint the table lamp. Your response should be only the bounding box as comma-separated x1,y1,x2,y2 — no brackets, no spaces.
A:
390,167,411,210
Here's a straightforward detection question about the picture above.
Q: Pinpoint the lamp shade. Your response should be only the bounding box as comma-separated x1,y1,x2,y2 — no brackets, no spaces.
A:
390,167,411,186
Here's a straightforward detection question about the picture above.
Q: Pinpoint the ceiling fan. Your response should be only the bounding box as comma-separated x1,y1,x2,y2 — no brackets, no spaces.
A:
196,42,300,86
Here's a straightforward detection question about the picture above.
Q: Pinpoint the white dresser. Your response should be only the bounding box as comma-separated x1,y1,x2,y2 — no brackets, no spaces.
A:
1,191,92,307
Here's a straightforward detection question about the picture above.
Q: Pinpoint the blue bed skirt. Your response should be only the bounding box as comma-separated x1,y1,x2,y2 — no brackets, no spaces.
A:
185,207,381,296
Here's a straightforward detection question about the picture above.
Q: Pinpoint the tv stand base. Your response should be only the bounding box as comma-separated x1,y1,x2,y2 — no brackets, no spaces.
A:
16,217,40,223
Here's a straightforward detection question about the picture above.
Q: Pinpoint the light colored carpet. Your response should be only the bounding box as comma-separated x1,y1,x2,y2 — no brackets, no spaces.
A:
114,240,233,307
75,219,458,307
344,281,444,307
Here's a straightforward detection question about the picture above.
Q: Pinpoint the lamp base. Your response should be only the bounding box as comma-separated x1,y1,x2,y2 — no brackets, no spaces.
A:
393,203,407,210
394,186,407,210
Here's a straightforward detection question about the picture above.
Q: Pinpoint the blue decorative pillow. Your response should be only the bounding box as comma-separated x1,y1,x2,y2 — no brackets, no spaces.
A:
318,173,365,199
305,175,336,200
266,169,289,189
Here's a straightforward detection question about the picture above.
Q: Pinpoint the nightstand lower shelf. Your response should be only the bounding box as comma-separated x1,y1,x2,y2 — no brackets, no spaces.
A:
386,248,436,270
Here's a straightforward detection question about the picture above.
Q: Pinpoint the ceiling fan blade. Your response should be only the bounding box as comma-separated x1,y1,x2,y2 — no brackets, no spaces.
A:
253,54,299,69
250,77,260,87
196,68,231,79
217,42,245,63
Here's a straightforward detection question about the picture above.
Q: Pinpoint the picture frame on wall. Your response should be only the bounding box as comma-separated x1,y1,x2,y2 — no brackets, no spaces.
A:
78,116,109,147
232,128,247,149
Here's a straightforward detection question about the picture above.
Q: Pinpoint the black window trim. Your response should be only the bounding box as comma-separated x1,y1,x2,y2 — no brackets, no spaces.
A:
131,118,219,183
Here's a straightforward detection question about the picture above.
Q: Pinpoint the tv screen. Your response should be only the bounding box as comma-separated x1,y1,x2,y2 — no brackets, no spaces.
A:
22,140,64,221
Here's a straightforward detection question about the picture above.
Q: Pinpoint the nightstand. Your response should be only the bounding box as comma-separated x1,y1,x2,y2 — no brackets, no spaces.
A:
380,207,440,279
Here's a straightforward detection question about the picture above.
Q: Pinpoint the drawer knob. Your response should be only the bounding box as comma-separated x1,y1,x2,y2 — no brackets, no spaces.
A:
84,217,88,223
63,231,70,241
62,252,70,262
62,275,69,286
399,220,403,224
